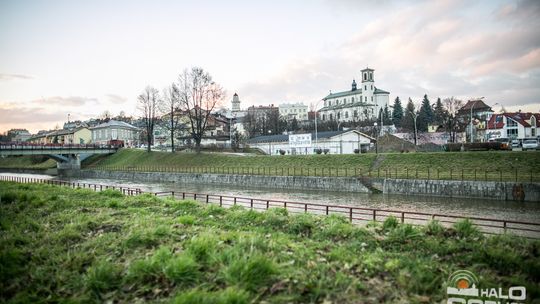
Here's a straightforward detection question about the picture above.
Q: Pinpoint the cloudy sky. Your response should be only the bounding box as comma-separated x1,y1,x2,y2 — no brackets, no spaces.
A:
1,0,539,133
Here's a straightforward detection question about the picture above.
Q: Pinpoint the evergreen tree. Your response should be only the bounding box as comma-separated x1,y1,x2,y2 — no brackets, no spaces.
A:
392,97,403,128
433,97,447,125
401,98,416,132
383,104,392,125
417,94,434,132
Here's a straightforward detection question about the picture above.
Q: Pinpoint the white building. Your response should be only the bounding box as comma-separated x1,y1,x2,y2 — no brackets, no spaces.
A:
279,103,309,121
487,112,540,140
90,120,140,146
318,68,390,122
247,130,374,155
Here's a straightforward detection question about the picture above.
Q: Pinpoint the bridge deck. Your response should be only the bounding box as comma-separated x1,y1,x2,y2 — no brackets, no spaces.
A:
0,144,119,156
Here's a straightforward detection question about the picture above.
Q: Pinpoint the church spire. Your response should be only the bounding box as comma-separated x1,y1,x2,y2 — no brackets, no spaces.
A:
351,79,357,91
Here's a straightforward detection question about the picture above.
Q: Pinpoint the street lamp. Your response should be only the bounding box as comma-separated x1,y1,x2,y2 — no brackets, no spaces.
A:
313,100,323,151
469,99,481,143
406,108,418,146
373,122,378,154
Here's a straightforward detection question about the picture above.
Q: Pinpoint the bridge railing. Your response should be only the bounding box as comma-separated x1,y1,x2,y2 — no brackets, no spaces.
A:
2,175,539,238
0,143,120,150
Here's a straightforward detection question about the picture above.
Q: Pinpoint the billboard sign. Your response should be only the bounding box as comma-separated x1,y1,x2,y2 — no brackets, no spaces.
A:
289,133,312,148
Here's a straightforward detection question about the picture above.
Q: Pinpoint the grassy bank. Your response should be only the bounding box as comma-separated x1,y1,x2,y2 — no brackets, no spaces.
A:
1,182,539,303
84,149,540,181
0,155,56,169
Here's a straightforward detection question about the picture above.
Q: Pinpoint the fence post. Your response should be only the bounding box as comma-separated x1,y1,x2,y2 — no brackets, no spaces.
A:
266,200,269,210
304,204,308,213
427,168,430,180
206,194,209,203
515,168,518,182
233,197,236,206
325,205,329,215
250,199,253,209
220,196,223,207
401,212,404,223
349,208,353,222
373,210,376,221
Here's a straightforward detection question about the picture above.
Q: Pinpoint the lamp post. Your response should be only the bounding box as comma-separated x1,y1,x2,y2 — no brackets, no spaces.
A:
373,122,378,154
469,97,484,143
406,108,418,146
313,100,323,151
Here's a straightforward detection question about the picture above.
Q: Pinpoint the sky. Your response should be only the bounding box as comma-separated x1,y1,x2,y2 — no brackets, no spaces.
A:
1,0,539,133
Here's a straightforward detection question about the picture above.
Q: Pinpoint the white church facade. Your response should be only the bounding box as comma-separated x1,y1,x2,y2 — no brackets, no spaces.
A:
318,68,390,122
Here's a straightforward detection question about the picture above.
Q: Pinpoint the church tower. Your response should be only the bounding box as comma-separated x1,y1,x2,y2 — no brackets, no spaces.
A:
231,93,241,112
361,68,376,117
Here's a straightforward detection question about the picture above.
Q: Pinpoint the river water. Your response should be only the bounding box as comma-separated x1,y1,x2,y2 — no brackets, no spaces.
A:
1,172,539,223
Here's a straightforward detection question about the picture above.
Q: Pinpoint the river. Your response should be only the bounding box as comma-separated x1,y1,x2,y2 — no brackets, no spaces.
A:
1,172,539,223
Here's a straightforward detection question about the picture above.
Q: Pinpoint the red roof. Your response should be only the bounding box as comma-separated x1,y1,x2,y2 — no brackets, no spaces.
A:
459,100,492,112
487,112,539,129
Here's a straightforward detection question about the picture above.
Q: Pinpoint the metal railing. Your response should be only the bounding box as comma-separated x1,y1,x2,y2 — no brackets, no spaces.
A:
89,165,540,183
2,175,539,238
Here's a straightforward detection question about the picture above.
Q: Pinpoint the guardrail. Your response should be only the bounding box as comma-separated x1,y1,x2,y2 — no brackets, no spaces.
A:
89,165,539,183
2,175,539,238
0,175,142,195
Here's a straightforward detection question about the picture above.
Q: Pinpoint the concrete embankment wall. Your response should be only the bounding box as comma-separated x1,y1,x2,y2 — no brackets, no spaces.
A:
79,170,371,193
76,170,539,202
375,178,540,202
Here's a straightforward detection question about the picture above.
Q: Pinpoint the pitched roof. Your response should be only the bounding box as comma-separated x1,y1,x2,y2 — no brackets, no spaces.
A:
90,120,139,130
319,101,376,111
487,112,539,129
459,100,492,112
323,86,389,100
247,130,374,144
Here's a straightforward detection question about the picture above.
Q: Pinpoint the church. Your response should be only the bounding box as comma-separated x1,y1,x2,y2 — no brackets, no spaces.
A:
318,68,390,123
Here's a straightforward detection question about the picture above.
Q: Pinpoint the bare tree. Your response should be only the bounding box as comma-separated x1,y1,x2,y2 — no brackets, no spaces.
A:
442,97,463,143
177,67,224,152
137,86,161,152
160,83,181,152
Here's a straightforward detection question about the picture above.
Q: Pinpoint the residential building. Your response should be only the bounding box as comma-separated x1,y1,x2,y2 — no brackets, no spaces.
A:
457,99,494,142
318,68,390,123
279,103,309,121
90,120,140,146
487,112,540,140
53,127,92,144
247,130,374,155
247,104,279,120
7,129,31,142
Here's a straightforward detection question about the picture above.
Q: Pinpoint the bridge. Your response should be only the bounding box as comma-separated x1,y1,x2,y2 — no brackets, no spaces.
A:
0,144,119,174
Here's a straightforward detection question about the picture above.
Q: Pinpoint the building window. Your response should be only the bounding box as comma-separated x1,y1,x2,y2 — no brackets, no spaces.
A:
371,96,373,101
507,118,517,127
337,112,341,119
330,113,333,120
365,85,367,90
322,114,326,121
365,97,367,102
508,128,518,138
371,85,373,90
345,111,349,118
354,110,358,117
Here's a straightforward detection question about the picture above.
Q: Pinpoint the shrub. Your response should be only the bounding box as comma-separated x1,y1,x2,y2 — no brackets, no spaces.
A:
382,216,399,232
424,220,445,236
289,213,316,236
453,219,481,239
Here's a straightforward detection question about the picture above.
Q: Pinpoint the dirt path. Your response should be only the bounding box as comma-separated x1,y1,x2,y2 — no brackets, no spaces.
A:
370,154,386,171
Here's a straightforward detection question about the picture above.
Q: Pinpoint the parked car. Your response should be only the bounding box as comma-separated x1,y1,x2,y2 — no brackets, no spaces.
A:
511,139,521,149
522,139,538,150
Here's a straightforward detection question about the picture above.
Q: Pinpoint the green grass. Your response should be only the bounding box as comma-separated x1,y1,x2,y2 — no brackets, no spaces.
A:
1,181,539,303
0,155,56,169
81,149,540,181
